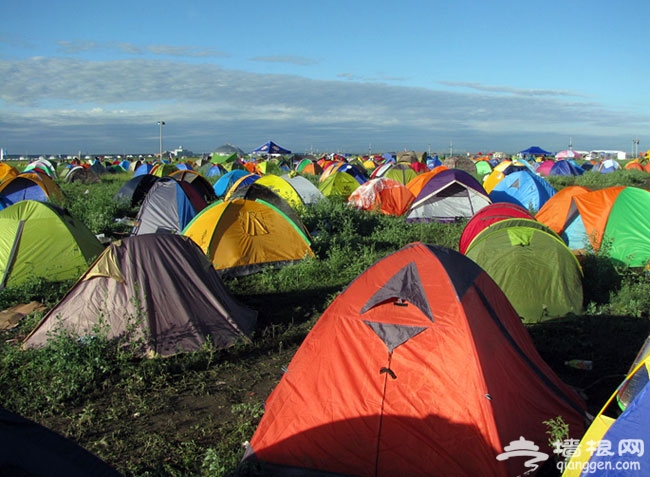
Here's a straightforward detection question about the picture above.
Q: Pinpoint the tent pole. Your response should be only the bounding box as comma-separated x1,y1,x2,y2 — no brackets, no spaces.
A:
0,220,25,290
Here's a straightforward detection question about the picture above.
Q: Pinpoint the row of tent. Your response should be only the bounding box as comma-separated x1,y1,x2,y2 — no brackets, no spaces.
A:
6,239,650,475
4,158,650,474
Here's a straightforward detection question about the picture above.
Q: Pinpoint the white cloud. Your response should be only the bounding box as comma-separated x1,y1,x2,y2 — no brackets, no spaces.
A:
0,56,648,154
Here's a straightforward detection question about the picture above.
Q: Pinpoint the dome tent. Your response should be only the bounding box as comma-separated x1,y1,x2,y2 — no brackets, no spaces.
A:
406,168,491,223
488,169,556,212
464,218,583,322
458,202,534,254
0,201,104,289
242,243,586,476
183,198,314,277
537,186,650,267
23,234,257,357
131,177,207,236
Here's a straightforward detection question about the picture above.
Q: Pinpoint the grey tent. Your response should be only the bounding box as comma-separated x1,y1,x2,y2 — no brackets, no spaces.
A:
442,155,478,175
131,177,207,235
23,234,257,356
213,143,247,156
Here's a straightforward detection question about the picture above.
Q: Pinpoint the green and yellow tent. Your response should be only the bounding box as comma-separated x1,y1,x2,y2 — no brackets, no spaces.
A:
0,201,104,288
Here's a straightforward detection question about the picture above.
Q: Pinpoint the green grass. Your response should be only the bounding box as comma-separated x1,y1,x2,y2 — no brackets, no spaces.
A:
1,166,650,476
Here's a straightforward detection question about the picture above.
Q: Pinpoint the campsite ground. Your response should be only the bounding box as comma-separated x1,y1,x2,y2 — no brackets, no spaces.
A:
6,292,649,476
3,167,650,475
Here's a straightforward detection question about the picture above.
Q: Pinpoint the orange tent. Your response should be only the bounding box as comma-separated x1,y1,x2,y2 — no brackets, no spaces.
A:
347,177,414,216
570,186,625,251
0,163,18,184
404,165,447,197
535,185,591,235
243,243,587,476
625,159,644,171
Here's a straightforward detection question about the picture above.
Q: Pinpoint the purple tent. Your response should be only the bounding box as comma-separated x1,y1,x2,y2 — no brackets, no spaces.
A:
406,169,491,223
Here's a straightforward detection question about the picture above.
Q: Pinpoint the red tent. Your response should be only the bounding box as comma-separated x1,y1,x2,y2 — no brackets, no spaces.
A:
458,202,534,254
243,243,587,476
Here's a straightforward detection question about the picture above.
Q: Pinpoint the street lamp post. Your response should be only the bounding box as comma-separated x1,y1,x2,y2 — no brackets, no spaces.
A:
157,121,165,160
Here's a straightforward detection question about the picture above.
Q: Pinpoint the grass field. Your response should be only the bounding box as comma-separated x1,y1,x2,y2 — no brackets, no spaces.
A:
2,164,650,476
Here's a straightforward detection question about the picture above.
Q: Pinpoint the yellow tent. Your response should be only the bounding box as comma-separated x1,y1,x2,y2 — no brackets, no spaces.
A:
182,198,314,277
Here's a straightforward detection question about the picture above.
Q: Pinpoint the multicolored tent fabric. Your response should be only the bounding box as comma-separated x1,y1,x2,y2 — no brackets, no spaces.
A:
0,172,65,206
535,160,556,177
254,175,305,209
114,175,161,208
280,174,324,205
131,178,207,235
183,198,314,277
295,159,323,176
537,186,650,267
321,162,367,185
347,177,415,216
23,158,56,178
370,162,417,185
213,170,254,198
405,168,491,223
597,159,622,174
404,166,447,198
227,183,311,238
563,339,650,476
168,169,217,203
149,163,177,177
458,202,534,254
482,160,530,194
23,234,257,356
0,201,104,288
223,173,261,201
464,218,583,322
535,185,591,244
242,242,586,476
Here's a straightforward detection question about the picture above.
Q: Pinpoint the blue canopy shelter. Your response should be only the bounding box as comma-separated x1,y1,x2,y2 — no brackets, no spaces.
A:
251,141,291,155
519,146,551,156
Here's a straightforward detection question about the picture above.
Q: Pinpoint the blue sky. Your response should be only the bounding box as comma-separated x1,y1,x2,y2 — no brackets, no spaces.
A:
1,0,649,156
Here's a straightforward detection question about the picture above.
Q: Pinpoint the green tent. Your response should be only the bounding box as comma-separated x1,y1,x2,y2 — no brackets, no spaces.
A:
0,201,104,288
318,172,360,199
211,152,238,165
464,218,583,323
601,187,650,268
475,160,492,177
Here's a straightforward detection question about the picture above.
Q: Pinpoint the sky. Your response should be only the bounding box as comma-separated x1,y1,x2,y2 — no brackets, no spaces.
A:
1,0,649,156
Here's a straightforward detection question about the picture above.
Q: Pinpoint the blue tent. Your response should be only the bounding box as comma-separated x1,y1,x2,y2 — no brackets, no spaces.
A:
251,141,291,155
548,160,584,177
134,163,154,177
489,170,556,212
519,146,551,156
213,170,257,198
